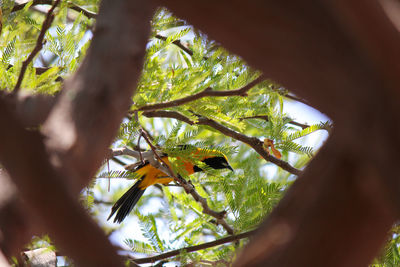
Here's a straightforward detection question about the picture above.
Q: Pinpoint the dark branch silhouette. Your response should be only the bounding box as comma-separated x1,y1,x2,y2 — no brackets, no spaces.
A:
12,0,97,19
13,0,60,93
136,76,263,112
129,229,256,264
143,110,302,175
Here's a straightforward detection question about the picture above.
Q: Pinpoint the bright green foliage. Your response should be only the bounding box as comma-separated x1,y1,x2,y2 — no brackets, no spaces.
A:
372,225,400,267
0,0,96,94
275,122,331,157
103,8,330,266
3,3,392,267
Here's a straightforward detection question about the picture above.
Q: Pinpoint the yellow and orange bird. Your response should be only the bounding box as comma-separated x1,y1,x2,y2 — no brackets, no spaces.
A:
108,146,233,223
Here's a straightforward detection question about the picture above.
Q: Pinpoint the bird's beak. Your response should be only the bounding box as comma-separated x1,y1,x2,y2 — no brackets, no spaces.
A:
227,165,234,171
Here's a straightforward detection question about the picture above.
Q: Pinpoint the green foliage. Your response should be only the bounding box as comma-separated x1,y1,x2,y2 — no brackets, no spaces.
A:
5,3,377,267
105,8,331,266
372,226,400,267
124,238,158,254
1,36,16,64
0,0,95,93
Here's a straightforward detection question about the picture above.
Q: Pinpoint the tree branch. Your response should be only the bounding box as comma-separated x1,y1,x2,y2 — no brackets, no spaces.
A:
12,0,97,19
142,110,302,175
285,93,310,106
239,115,311,130
94,199,114,206
111,156,128,167
41,0,153,193
156,2,400,266
154,35,312,109
1,0,154,264
13,0,60,93
155,34,194,56
110,147,163,161
136,76,263,112
0,91,58,128
286,120,311,130
0,100,123,266
129,229,256,264
0,170,31,258
136,130,235,234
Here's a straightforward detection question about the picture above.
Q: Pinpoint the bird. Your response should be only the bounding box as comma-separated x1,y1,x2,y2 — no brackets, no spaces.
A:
108,146,233,223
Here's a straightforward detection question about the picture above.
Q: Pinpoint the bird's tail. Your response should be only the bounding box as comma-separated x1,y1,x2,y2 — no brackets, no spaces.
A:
107,176,146,223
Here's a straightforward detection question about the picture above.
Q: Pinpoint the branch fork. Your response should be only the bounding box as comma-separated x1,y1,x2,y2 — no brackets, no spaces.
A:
111,143,234,234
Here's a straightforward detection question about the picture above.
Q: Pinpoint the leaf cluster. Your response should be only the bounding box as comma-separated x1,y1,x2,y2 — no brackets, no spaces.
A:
0,0,94,94
106,8,331,265
0,4,338,266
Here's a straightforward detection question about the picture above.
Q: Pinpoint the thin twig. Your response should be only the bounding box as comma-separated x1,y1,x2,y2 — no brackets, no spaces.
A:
127,229,256,264
64,3,97,19
155,34,214,62
111,157,128,167
137,132,144,164
142,111,302,175
93,199,114,205
138,129,235,234
135,76,263,112
155,34,194,56
13,0,61,93
286,120,311,129
239,115,311,130
110,147,159,160
124,161,146,171
138,129,172,175
140,125,155,141
12,0,97,19
285,93,309,106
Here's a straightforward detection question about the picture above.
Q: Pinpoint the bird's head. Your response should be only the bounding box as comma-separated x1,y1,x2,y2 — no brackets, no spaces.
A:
172,145,234,172
201,156,233,171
